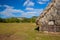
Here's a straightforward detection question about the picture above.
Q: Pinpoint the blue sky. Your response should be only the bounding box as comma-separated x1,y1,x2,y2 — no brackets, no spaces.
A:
0,0,51,18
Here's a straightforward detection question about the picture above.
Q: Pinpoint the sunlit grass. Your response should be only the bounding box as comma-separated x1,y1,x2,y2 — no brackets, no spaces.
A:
0,23,60,40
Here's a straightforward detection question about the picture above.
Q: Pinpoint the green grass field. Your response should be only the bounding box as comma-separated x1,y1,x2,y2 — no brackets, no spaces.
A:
0,23,60,40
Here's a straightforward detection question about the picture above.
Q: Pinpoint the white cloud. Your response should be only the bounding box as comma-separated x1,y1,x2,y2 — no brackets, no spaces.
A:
26,7,34,10
21,8,43,18
27,1,34,6
23,0,34,7
38,0,49,2
3,5,14,9
42,0,49,2
38,2,45,4
23,0,29,6
0,5,43,18
25,7,43,12
21,11,36,17
38,0,49,4
0,5,24,17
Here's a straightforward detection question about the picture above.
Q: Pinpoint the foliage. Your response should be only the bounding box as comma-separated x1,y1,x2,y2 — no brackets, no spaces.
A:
0,16,38,23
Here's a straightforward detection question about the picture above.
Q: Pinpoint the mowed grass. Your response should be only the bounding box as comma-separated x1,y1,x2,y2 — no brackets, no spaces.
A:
0,23,60,40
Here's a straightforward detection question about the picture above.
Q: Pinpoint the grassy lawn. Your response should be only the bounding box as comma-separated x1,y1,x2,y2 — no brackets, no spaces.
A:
0,23,60,40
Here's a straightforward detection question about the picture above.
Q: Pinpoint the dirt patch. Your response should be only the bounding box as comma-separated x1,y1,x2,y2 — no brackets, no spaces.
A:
0,33,28,40
0,33,14,40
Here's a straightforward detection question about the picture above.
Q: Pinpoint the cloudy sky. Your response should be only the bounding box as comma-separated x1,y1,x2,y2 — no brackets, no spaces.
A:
0,0,51,18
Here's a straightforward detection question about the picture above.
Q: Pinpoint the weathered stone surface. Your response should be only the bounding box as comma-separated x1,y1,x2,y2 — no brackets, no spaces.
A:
36,0,60,32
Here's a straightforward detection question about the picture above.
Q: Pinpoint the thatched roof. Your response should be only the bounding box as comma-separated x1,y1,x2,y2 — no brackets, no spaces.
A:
36,0,60,26
36,0,55,20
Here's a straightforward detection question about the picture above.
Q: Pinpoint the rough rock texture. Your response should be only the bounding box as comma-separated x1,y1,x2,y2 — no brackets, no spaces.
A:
36,0,60,32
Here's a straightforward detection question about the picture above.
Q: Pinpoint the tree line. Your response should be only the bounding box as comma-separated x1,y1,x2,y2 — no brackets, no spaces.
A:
0,16,37,23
